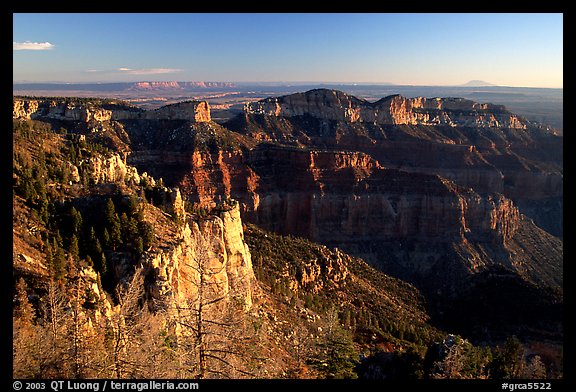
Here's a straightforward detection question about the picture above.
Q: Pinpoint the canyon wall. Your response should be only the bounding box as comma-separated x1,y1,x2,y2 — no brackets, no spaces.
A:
245,89,528,128
13,98,211,123
13,98,116,122
247,145,521,245
238,89,562,236
13,90,561,296
126,140,527,294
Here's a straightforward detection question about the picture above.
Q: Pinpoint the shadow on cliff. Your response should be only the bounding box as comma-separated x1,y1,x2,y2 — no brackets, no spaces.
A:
422,264,563,344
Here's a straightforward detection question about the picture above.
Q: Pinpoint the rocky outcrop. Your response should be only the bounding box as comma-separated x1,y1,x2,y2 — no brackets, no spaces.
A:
459,188,521,243
83,153,141,185
66,162,81,183
245,89,528,128
13,99,39,119
13,98,211,123
129,149,260,212
138,101,211,122
143,202,254,311
13,99,114,122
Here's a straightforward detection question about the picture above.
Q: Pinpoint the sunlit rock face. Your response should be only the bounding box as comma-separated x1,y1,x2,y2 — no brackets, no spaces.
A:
245,89,527,128
13,98,211,123
144,202,254,312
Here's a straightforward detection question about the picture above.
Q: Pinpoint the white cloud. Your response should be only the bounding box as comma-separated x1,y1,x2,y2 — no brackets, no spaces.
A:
13,41,55,51
119,67,181,75
83,67,182,76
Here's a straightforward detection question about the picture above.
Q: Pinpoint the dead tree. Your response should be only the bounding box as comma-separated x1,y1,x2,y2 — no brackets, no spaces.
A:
171,229,257,379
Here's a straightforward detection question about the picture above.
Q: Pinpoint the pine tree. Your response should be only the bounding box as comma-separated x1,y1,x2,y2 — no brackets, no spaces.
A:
39,201,49,225
110,215,123,250
14,278,35,324
105,199,116,225
134,237,144,257
521,355,547,379
126,217,139,243
493,336,524,379
140,222,154,249
102,199,123,251
55,229,64,248
45,245,54,274
88,227,102,255
100,252,108,276
309,308,359,379
103,228,111,248
34,177,47,208
127,194,139,215
120,213,129,242
69,234,80,262
52,238,66,280
70,207,83,235
81,168,90,186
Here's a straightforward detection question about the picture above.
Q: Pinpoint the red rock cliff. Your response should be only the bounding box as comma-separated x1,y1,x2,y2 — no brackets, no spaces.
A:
246,145,520,244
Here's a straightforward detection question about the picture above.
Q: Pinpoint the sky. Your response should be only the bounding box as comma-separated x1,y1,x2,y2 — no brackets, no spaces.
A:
13,13,563,88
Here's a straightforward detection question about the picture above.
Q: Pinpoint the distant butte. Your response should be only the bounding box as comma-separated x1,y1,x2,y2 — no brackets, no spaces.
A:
128,81,236,90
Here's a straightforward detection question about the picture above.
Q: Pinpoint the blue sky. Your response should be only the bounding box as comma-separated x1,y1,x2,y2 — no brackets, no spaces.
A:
13,13,563,87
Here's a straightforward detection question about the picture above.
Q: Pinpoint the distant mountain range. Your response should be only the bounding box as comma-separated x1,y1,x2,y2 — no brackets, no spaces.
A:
460,80,496,87
12,81,237,92
129,81,236,90
14,80,499,91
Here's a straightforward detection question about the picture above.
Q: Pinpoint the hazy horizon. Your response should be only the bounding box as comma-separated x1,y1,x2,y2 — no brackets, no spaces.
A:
14,13,563,89
11,80,563,90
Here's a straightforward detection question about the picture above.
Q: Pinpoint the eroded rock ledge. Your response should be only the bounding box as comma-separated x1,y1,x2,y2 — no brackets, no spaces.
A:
13,98,211,123
244,89,527,128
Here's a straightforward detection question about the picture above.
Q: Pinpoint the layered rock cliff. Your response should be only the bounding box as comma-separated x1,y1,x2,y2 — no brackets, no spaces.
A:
142,141,521,249
234,89,562,237
246,144,523,256
124,136,543,297
13,98,211,123
13,98,117,122
245,89,528,128
138,101,211,122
